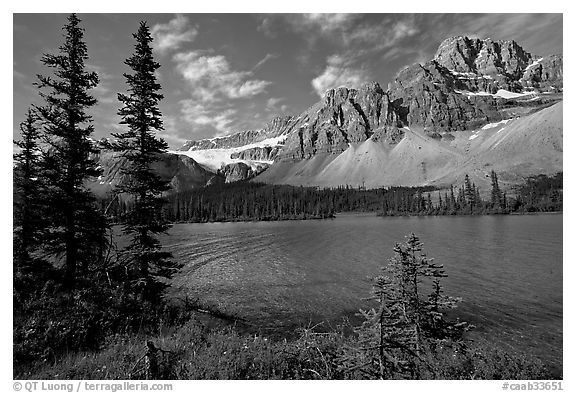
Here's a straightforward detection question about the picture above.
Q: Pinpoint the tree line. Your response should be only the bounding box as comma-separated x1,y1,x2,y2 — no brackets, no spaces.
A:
101,171,562,223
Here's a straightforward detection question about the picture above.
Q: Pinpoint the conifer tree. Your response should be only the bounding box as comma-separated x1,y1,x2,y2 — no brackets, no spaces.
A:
341,233,467,378
464,175,474,205
35,14,106,286
111,21,178,300
14,109,44,265
490,170,503,208
449,185,456,211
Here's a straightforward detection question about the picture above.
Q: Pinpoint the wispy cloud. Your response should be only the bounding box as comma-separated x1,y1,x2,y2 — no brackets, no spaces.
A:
345,18,419,50
172,50,272,137
445,14,562,56
180,101,238,136
311,54,370,97
252,53,279,71
157,115,190,147
86,63,117,105
151,14,198,55
173,51,272,101
266,97,289,114
258,13,359,40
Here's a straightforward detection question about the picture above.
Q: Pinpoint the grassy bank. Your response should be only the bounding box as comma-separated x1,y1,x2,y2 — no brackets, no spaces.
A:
16,312,557,380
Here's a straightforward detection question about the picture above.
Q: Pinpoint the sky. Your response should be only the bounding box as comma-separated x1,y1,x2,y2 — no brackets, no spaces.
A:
13,13,563,149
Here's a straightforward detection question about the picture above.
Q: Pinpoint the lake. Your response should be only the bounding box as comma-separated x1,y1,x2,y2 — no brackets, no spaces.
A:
163,213,562,369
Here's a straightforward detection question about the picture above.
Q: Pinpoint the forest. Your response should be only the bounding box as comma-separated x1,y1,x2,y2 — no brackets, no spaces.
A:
102,171,563,223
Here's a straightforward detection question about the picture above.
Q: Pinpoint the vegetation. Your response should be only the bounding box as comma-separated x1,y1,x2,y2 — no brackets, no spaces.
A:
34,13,107,287
13,109,45,266
340,234,469,378
107,21,178,301
102,171,562,223
511,172,563,212
13,14,180,376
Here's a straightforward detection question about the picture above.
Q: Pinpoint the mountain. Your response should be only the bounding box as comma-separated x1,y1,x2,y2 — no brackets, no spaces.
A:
171,35,563,189
172,116,298,171
89,150,220,197
257,101,562,192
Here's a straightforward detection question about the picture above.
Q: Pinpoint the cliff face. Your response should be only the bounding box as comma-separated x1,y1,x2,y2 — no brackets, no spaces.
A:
387,61,503,132
220,162,268,183
277,82,403,162
521,54,563,91
433,36,563,92
230,146,280,161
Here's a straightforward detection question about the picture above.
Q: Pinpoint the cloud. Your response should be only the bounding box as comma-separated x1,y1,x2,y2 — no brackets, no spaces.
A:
256,14,353,47
156,115,189,147
252,53,279,71
298,13,359,35
343,17,419,52
86,63,117,105
172,50,274,137
451,14,562,56
180,101,238,136
311,55,370,97
257,13,359,43
151,14,198,55
266,97,284,109
266,97,290,114
173,51,272,101
258,14,418,52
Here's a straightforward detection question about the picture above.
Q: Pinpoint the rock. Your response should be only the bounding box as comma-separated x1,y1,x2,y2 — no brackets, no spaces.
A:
388,61,503,132
220,162,268,183
179,115,296,151
276,82,403,162
230,146,279,161
521,54,563,91
434,36,531,87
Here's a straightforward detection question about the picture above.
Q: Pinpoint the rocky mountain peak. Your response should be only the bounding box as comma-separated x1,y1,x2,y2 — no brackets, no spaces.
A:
276,81,403,162
434,35,532,80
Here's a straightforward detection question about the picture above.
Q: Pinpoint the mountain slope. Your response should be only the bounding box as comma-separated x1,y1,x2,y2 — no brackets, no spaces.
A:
89,151,218,197
256,102,562,190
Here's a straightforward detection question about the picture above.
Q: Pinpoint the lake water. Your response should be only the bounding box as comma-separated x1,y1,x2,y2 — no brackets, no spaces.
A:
163,213,562,369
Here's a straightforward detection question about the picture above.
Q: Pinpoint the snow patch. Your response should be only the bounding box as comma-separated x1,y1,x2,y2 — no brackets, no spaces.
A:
450,70,493,80
455,89,536,100
525,57,543,71
170,135,288,171
455,90,493,97
481,119,512,130
494,89,534,99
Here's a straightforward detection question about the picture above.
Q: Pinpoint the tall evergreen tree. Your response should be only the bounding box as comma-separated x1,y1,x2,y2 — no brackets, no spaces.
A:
14,109,44,265
111,21,177,300
35,14,106,286
490,170,503,208
463,175,474,205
